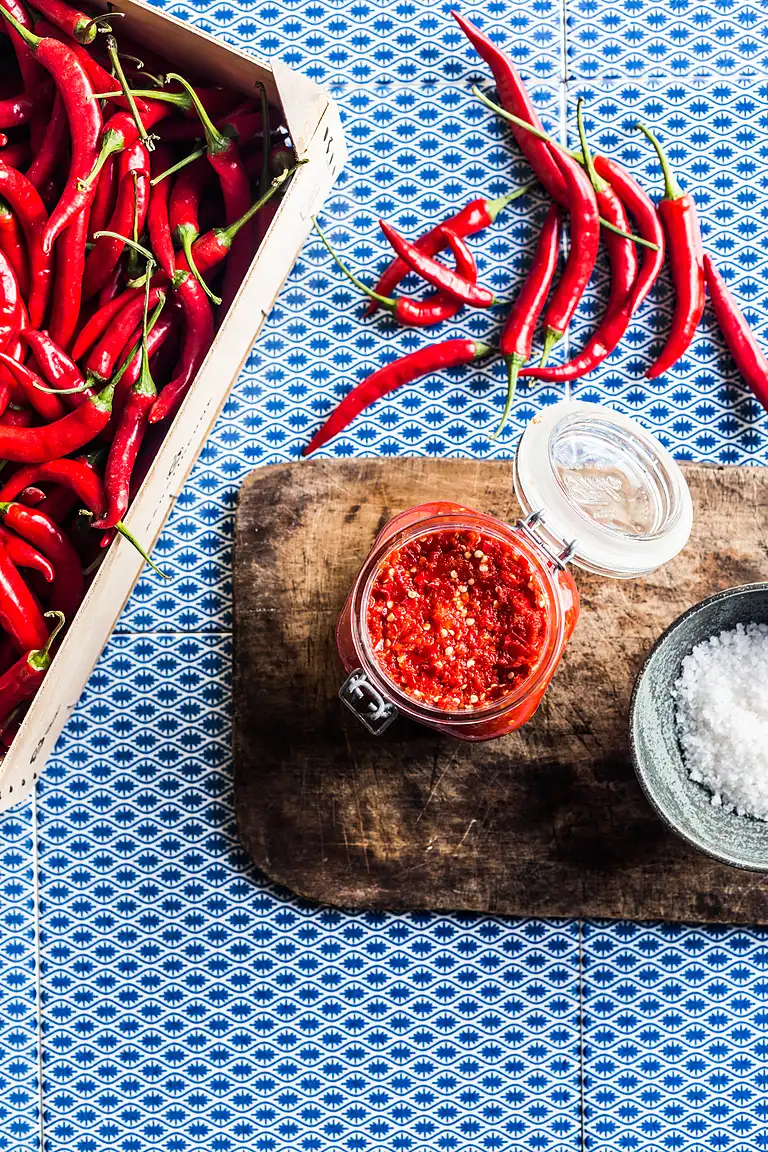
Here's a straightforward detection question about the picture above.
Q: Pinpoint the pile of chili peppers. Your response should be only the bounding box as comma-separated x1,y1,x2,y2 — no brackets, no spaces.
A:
305,11,768,455
0,0,301,752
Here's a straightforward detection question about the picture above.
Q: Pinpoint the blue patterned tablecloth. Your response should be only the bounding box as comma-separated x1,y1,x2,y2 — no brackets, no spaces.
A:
2,1,768,1150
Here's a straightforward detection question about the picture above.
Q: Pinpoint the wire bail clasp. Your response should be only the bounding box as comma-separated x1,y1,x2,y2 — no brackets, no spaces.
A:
517,509,577,570
340,668,398,735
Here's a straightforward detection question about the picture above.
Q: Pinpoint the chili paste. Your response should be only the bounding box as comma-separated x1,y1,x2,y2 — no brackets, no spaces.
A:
366,529,548,711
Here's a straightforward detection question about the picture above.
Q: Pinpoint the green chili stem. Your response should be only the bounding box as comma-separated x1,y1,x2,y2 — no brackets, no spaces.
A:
94,231,156,265
106,36,154,151
312,217,395,310
150,146,206,187
576,97,609,195
635,123,684,201
164,72,229,155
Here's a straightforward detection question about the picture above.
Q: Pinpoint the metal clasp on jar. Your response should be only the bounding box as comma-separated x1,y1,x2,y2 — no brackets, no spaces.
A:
339,668,399,735
517,510,577,570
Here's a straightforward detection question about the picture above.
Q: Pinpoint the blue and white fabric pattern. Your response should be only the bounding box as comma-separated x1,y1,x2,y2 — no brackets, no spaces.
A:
1,0,767,1148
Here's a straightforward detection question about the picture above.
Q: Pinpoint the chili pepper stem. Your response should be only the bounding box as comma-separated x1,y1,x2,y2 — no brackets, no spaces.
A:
182,230,221,304
472,87,661,252
635,123,684,200
81,11,123,40
540,327,562,367
93,231,155,265
0,5,41,47
222,163,303,240
81,508,168,578
30,609,66,669
165,72,229,155
312,217,396,311
79,127,124,192
115,520,167,577
106,35,155,151
150,146,206,187
493,355,524,439
575,98,609,195
487,182,537,221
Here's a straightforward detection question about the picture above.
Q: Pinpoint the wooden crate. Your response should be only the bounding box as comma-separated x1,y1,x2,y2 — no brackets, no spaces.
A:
0,0,346,810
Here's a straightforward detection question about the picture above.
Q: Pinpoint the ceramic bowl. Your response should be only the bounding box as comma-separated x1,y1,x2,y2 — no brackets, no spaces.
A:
630,582,768,871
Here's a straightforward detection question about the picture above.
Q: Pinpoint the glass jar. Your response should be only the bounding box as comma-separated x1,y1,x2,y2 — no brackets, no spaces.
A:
337,400,694,742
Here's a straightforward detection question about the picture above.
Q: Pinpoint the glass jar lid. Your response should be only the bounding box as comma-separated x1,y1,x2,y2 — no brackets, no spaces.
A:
513,400,693,578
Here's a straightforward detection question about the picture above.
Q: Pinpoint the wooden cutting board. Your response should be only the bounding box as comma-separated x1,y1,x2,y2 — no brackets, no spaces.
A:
233,459,768,924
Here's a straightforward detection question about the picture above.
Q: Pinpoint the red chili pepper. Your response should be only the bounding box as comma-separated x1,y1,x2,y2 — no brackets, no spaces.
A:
498,204,560,430
0,405,35,427
0,163,51,329
147,144,176,278
83,99,172,192
0,11,103,254
0,609,64,726
87,151,117,243
149,271,213,423
0,524,55,583
0,247,20,354
0,541,49,652
521,105,644,385
378,218,496,307
703,254,768,411
637,124,705,379
83,141,150,299
0,375,117,462
99,351,156,529
304,338,493,454
167,74,252,307
180,166,298,295
0,501,83,617
0,350,67,422
71,283,143,361
0,141,31,169
0,91,35,128
20,328,93,408
25,90,67,191
5,0,45,95
313,217,477,329
111,309,174,420
49,204,90,351
220,102,262,146
0,457,106,516
539,146,600,364
36,19,114,93
168,154,214,297
0,204,27,315
452,11,568,206
27,0,107,44
522,156,667,387
368,185,531,316
85,286,166,382
28,486,77,523
592,154,665,314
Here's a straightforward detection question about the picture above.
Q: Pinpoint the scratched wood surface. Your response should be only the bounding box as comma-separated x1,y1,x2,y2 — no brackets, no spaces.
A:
233,459,768,924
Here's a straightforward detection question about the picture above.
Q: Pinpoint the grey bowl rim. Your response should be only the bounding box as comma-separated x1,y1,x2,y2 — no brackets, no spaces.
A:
629,580,768,872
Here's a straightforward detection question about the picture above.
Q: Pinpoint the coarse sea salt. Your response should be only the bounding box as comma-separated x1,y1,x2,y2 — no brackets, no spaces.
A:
674,622,768,820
